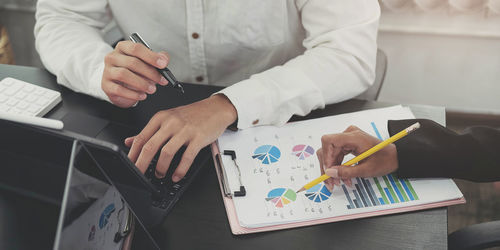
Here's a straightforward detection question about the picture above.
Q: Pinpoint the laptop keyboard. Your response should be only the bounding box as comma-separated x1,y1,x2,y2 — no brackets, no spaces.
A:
130,146,205,210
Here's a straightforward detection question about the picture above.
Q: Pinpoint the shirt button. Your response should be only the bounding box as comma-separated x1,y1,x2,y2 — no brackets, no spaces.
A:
196,76,204,82
192,32,200,39
252,119,259,125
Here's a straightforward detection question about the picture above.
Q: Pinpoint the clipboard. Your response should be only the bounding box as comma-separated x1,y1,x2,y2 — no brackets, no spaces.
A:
211,142,465,235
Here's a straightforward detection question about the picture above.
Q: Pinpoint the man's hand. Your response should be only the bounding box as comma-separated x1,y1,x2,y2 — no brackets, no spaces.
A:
317,125,399,191
102,41,170,108
124,94,237,182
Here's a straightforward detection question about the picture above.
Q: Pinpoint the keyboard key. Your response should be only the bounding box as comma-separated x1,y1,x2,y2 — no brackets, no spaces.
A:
6,99,19,107
14,92,27,100
36,97,49,106
0,95,7,103
5,85,22,96
9,108,21,114
1,79,14,86
22,85,35,93
27,105,40,113
26,95,38,103
152,200,160,207
44,91,58,99
17,101,29,110
0,105,11,112
34,88,45,95
160,202,169,209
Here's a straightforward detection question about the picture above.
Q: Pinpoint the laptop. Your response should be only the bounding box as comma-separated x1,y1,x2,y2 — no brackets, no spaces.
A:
0,118,209,249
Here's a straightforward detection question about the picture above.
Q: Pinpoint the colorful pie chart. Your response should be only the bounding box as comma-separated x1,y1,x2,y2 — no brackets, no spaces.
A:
265,188,297,208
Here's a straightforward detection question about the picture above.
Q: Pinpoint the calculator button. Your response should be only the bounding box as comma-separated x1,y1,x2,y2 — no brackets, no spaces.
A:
17,101,29,110
2,79,14,86
27,105,40,113
5,85,21,96
36,98,49,106
22,85,35,93
44,91,58,99
0,105,11,112
34,88,45,95
6,99,19,107
26,95,38,103
14,92,28,100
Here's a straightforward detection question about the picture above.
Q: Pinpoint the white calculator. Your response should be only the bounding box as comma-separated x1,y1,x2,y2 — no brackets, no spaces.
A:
0,77,62,117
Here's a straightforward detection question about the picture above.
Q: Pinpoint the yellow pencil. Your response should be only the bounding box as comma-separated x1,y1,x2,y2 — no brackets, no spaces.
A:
296,122,421,193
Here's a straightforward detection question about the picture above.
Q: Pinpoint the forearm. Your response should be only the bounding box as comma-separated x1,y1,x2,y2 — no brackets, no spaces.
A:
34,0,113,100
389,119,500,182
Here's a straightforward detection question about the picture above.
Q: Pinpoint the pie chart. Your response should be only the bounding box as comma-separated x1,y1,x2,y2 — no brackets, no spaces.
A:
265,188,297,208
292,144,315,160
99,203,115,229
252,145,281,165
305,183,332,203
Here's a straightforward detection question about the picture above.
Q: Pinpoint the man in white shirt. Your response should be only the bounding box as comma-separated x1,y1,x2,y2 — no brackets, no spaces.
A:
35,0,380,182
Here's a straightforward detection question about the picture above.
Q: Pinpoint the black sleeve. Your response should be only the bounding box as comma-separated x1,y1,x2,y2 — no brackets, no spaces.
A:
388,119,500,182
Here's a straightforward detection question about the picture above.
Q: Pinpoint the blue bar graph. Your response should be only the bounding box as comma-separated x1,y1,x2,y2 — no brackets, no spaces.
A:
387,174,405,202
337,122,420,210
384,187,395,203
400,179,415,201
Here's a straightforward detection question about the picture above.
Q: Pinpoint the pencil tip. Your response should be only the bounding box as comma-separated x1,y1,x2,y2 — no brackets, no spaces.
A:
296,187,305,193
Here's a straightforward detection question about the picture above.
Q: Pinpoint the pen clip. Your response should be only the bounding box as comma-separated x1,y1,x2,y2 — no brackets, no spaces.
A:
129,33,151,50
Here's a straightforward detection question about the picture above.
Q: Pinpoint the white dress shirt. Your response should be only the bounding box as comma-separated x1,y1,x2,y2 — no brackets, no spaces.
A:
35,0,380,129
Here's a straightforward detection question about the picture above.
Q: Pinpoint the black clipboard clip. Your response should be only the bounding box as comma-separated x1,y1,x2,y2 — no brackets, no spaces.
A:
215,150,246,197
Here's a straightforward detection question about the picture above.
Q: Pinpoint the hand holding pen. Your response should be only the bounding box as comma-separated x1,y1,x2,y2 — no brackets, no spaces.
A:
129,33,184,93
101,33,181,108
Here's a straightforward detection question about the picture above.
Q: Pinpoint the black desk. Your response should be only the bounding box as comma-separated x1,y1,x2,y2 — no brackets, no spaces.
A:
0,64,447,250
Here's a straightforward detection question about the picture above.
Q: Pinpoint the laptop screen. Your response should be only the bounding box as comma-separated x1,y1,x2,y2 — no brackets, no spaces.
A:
0,120,159,250
54,141,159,250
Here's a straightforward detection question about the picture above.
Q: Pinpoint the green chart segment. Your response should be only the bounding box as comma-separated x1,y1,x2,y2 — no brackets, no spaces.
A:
266,188,297,208
340,122,421,209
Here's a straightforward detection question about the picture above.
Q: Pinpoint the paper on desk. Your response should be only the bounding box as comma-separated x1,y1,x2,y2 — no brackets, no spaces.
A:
217,106,463,228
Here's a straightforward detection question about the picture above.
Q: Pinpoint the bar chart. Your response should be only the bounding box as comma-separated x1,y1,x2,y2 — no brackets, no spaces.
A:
341,121,420,209
341,175,419,209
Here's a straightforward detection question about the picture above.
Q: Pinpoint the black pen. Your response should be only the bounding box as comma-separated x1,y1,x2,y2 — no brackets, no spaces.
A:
129,33,185,94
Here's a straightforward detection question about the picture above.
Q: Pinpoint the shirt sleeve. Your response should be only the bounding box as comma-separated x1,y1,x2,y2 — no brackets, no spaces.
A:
217,0,380,129
388,119,500,182
34,0,114,101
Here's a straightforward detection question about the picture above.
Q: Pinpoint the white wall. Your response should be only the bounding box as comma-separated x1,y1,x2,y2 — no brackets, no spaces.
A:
377,0,500,114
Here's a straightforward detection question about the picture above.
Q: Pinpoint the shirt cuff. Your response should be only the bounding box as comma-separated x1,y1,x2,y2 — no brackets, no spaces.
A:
215,78,272,129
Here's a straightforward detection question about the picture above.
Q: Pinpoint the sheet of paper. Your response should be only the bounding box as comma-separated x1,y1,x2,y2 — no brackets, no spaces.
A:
217,106,463,228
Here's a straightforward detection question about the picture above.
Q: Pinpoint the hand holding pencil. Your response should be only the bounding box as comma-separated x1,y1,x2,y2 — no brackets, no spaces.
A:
298,123,420,193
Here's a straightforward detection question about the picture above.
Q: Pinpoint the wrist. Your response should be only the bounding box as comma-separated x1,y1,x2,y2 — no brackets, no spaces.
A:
209,94,238,127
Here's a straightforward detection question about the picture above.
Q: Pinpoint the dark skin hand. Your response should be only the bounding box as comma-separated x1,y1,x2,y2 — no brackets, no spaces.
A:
317,125,399,191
